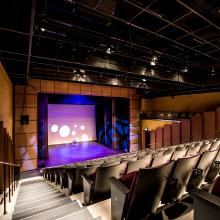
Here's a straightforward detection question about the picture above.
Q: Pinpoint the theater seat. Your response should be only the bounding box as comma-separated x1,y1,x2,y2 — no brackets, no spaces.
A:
210,141,220,151
186,145,201,157
151,152,172,167
110,161,174,220
162,154,200,204
199,143,211,153
205,149,220,183
126,155,152,174
188,149,218,190
189,176,220,220
82,162,127,205
171,148,187,161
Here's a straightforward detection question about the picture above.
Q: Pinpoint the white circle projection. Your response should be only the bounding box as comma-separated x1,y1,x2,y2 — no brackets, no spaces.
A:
59,125,70,137
51,124,59,133
74,124,77,128
81,134,89,141
72,131,76,136
80,125,85,131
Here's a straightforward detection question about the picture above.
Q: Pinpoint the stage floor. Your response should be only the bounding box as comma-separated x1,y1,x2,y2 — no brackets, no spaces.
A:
45,141,121,167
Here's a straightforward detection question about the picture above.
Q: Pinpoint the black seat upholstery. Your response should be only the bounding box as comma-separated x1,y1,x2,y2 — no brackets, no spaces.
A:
82,162,127,205
110,161,175,220
188,149,218,190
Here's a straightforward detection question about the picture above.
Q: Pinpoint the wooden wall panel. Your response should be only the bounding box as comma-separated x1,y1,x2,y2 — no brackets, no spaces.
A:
191,115,203,141
150,130,156,149
80,84,92,95
130,108,139,118
163,124,171,147
15,145,37,160
68,82,81,94
15,121,37,134
216,107,220,137
203,111,216,139
112,87,121,97
15,107,37,121
40,80,54,92
172,122,180,145
17,158,38,172
101,86,112,96
26,79,40,94
121,88,129,97
15,94,37,108
54,81,68,93
15,133,37,147
91,85,102,96
156,127,163,148
181,119,191,143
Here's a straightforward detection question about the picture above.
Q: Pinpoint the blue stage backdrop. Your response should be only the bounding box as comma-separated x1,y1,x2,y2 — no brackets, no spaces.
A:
38,93,130,167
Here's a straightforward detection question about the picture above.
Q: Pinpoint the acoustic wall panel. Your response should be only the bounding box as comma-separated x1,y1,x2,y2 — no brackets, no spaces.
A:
163,124,171,147
172,122,180,145
156,127,163,148
181,119,190,143
191,115,203,141
150,130,156,149
216,107,220,137
203,111,216,139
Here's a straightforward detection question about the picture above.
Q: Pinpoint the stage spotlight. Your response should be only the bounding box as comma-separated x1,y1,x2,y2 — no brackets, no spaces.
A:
80,125,85,130
81,134,89,141
59,125,70,137
72,131,76,136
74,124,77,128
51,124,59,133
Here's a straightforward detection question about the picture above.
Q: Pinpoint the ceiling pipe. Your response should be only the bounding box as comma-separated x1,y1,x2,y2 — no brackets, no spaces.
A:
26,0,36,81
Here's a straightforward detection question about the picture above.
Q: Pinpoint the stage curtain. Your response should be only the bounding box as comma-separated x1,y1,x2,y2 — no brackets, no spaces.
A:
38,93,48,167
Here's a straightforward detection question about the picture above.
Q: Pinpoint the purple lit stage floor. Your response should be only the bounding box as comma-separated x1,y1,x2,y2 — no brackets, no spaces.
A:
45,141,121,167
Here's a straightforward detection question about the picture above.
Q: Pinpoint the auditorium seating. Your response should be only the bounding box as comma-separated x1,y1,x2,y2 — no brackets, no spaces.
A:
189,176,220,220
41,137,220,219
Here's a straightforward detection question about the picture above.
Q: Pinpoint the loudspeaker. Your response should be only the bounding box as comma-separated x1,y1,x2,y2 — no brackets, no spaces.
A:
20,115,29,125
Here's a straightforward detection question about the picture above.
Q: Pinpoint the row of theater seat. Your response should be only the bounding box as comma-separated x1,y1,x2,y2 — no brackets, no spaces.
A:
42,138,220,219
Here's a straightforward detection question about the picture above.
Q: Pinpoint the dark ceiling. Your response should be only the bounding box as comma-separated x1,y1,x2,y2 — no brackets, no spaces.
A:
1,0,220,97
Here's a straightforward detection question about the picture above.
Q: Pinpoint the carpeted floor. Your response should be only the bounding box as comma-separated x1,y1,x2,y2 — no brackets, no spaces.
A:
13,179,100,220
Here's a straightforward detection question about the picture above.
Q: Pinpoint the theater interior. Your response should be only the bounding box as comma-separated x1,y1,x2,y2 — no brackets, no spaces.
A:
1,0,220,219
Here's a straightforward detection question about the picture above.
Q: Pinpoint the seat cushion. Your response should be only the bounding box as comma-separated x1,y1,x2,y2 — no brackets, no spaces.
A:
211,177,220,197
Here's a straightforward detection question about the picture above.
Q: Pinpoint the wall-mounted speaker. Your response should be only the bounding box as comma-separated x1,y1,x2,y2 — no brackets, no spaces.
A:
20,115,29,125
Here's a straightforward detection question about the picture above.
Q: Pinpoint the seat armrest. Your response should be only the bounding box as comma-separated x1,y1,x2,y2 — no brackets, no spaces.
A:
82,174,94,205
110,177,130,194
189,189,220,220
81,173,94,186
110,177,130,220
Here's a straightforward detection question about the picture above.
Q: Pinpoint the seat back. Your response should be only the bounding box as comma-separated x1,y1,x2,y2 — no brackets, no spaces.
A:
205,149,220,183
126,155,152,174
186,145,201,156
188,150,218,190
151,152,172,167
199,143,211,153
210,141,220,151
126,161,175,220
94,162,127,193
162,154,200,203
171,148,187,161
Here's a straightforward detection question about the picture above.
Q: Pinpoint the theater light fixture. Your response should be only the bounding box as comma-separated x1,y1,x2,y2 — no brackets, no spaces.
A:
142,78,146,82
40,27,46,32
150,56,158,66
183,66,188,73
106,47,112,55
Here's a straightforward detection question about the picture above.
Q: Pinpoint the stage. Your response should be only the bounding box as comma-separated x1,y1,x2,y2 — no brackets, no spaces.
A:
45,141,122,167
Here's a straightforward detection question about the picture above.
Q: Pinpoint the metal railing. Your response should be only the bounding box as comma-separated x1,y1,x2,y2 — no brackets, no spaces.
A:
0,161,20,215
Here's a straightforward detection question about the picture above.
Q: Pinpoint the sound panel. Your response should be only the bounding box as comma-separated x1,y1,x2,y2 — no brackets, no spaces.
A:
156,127,163,148
150,130,156,149
216,107,220,137
163,124,171,147
172,122,180,145
203,111,216,139
191,115,203,141
181,119,190,143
